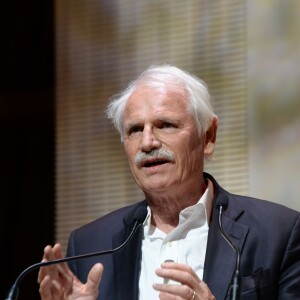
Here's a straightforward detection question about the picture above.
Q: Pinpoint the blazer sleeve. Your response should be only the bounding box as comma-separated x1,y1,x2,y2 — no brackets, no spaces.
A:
66,230,78,275
279,214,300,299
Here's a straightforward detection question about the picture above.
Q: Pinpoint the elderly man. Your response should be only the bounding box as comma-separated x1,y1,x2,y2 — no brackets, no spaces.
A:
38,65,300,300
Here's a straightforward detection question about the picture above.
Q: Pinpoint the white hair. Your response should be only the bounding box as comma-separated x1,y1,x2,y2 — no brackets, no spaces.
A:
106,65,217,141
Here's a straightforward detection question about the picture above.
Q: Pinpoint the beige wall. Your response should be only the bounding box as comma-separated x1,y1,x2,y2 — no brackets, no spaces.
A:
248,0,300,211
55,0,300,249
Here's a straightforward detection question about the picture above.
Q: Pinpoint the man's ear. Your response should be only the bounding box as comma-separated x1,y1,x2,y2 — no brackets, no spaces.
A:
204,117,218,157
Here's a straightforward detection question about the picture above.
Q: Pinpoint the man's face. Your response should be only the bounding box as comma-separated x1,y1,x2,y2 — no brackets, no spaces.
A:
123,85,212,194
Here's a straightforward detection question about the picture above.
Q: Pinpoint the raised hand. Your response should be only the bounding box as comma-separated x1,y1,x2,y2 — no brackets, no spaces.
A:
38,243,103,300
153,261,215,300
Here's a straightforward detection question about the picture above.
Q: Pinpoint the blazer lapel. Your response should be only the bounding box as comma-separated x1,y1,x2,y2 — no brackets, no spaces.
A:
112,205,145,300
203,178,249,299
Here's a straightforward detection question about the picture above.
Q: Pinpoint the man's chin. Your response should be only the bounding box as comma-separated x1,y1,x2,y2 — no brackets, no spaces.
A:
138,180,172,194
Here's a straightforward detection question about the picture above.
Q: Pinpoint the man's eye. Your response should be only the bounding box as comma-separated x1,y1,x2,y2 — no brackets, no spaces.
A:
128,126,143,135
162,122,175,128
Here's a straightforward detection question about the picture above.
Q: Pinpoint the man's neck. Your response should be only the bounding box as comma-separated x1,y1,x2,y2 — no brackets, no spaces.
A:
145,179,207,233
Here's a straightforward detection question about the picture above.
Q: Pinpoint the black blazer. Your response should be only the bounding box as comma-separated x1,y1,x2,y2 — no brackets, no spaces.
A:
66,173,300,299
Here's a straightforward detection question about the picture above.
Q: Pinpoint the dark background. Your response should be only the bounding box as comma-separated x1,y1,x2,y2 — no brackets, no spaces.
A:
0,1,55,299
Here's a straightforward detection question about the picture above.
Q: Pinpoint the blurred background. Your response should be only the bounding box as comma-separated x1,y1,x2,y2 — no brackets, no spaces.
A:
1,0,300,299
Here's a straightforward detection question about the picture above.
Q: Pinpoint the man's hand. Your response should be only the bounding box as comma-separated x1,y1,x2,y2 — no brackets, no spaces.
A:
38,243,103,300
153,262,215,300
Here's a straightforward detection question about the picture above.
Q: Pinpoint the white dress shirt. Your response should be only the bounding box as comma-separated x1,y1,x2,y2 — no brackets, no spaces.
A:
139,179,214,300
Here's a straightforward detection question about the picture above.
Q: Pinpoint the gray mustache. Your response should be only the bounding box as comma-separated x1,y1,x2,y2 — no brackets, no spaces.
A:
135,148,175,165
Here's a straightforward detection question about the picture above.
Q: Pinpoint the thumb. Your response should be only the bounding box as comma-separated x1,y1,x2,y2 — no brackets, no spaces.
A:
86,263,104,293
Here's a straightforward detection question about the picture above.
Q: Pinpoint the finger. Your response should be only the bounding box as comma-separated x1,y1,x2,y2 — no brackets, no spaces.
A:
161,261,199,275
39,275,63,300
38,245,56,283
44,244,58,260
38,259,49,283
41,244,63,263
38,244,70,283
55,263,74,295
153,282,194,299
154,282,215,300
52,244,63,259
157,262,215,299
38,263,66,285
39,275,52,300
156,265,199,287
196,281,216,300
38,262,73,296
85,263,104,293
52,244,72,275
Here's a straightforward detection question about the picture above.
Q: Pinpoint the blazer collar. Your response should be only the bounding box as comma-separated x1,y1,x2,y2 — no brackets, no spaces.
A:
203,173,249,299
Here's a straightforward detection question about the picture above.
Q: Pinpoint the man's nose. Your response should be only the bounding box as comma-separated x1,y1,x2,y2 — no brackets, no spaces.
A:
140,127,161,152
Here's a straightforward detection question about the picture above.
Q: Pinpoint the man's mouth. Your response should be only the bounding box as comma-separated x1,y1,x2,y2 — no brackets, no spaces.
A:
141,158,170,168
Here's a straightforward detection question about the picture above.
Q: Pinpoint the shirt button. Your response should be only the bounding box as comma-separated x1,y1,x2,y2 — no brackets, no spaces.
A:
167,242,172,247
